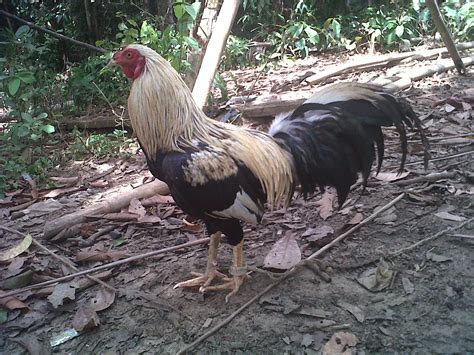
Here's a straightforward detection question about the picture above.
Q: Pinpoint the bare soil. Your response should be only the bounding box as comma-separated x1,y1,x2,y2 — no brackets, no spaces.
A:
1,53,473,354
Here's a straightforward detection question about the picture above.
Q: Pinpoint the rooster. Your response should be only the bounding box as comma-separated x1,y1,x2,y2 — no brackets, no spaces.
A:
109,44,428,302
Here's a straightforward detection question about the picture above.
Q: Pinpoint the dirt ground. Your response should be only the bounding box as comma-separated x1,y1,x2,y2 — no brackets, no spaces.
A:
1,53,473,354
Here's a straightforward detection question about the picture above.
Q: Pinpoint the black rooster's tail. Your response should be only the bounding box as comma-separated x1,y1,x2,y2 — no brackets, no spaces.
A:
269,82,430,206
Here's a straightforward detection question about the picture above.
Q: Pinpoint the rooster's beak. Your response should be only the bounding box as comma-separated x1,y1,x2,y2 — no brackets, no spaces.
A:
107,58,118,67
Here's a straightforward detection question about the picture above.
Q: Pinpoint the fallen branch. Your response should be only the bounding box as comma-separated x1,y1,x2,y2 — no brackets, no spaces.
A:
0,10,106,54
43,180,170,239
0,225,115,291
304,42,473,85
234,53,474,119
386,150,473,169
177,193,406,354
390,217,473,256
0,237,210,299
394,171,457,186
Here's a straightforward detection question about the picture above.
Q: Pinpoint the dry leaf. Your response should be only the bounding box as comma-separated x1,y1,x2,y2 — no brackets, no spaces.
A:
316,190,336,220
426,252,452,263
374,171,410,182
323,332,359,355
435,211,466,222
72,305,100,331
0,293,29,310
90,287,115,312
5,256,26,278
357,259,393,292
0,234,32,262
137,215,161,223
302,225,334,242
12,336,46,355
47,282,78,308
263,232,301,270
401,277,414,294
128,198,146,218
141,195,175,206
347,213,364,225
337,301,365,323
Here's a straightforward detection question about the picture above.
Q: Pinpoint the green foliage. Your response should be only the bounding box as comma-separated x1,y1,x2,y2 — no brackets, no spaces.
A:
440,0,474,41
68,128,134,160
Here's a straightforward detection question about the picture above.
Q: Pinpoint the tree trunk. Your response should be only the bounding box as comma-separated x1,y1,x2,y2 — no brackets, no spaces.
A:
425,0,466,74
191,0,241,108
83,0,99,44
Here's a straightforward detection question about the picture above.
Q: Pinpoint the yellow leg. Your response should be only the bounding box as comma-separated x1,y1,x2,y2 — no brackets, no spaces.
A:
174,232,226,289
202,238,248,302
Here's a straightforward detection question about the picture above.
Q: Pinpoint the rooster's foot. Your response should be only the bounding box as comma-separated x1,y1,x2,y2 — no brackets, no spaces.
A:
174,268,228,290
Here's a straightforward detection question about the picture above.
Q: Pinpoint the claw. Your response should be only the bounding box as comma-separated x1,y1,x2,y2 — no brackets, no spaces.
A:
174,269,227,289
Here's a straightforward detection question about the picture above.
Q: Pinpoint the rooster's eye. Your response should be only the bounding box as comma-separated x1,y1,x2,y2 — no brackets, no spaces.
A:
126,52,132,59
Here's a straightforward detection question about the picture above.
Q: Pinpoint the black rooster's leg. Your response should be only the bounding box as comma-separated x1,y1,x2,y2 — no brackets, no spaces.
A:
174,232,226,289
201,238,248,302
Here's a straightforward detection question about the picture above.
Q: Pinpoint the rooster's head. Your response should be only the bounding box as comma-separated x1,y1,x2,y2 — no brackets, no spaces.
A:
109,46,146,80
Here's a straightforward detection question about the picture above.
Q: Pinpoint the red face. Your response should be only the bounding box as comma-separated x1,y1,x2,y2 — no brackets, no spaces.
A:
111,47,146,79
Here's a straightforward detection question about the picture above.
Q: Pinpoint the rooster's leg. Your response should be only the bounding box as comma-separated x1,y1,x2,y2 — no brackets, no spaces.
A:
201,239,248,302
174,232,226,289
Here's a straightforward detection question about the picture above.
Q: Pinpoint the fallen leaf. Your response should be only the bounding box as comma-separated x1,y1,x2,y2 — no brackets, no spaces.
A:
4,256,26,278
357,259,393,292
72,305,100,331
302,225,334,242
347,213,364,225
0,293,29,311
323,332,359,355
23,200,63,217
47,282,78,308
90,287,115,312
435,211,466,222
426,252,452,263
264,232,301,270
12,335,46,355
0,234,32,262
316,189,336,220
444,103,456,113
141,195,175,206
401,277,414,294
41,186,81,199
337,301,365,323
128,198,146,218
301,333,313,347
374,171,410,182
374,206,398,224
137,215,162,223
49,328,79,347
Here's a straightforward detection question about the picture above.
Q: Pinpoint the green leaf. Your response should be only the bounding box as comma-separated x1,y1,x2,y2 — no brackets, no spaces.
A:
15,25,30,38
8,78,21,96
174,3,185,20
386,31,396,45
304,26,320,44
17,124,30,137
36,112,48,120
0,308,7,324
21,112,33,123
395,25,404,37
41,124,55,134
331,19,341,38
17,71,36,84
185,2,201,20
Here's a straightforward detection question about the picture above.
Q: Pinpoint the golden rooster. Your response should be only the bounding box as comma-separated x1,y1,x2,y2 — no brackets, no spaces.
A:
109,44,428,302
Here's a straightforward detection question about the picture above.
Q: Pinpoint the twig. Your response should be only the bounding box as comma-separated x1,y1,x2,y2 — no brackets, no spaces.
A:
0,10,107,54
386,150,473,169
177,193,405,354
0,237,210,299
394,171,457,186
450,234,474,240
389,217,473,256
0,225,115,292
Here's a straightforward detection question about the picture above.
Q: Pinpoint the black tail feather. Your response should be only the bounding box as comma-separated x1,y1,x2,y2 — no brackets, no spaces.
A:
270,82,429,207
